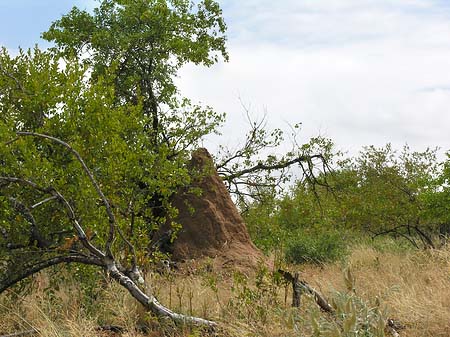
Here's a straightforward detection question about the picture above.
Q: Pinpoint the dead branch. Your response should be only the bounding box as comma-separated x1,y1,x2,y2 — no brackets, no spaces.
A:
96,325,125,333
387,319,404,337
277,269,401,336
0,329,38,337
221,155,323,183
1,134,217,328
278,269,334,313
106,260,217,326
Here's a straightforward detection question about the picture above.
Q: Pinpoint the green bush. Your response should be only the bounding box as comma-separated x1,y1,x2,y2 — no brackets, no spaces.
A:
285,229,348,264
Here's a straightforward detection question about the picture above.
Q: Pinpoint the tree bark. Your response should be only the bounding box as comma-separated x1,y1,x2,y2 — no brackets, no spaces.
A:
106,260,217,326
278,269,334,313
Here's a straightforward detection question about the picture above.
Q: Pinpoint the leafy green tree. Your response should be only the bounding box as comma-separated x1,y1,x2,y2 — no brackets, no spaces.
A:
244,144,443,257
0,0,229,325
43,0,228,150
422,152,450,233
40,0,231,237
0,45,218,324
42,0,332,209
342,145,439,248
0,0,334,324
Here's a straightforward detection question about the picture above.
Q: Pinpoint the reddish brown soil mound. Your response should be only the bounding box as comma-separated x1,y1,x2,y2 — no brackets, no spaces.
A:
162,148,264,270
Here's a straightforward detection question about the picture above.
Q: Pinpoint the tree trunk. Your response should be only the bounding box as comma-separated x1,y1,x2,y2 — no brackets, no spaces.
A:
106,260,217,327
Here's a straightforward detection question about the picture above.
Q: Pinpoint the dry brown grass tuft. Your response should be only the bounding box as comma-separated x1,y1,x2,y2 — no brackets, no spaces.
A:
300,244,450,336
365,247,450,336
1,244,450,336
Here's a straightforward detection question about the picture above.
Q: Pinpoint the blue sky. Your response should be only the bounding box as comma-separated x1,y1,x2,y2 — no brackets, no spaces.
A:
0,0,95,50
1,0,450,158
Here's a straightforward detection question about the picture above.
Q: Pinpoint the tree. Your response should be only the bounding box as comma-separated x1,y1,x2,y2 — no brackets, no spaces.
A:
422,152,450,236
0,132,215,326
42,0,331,206
0,0,229,325
0,0,332,327
344,144,440,248
39,0,234,250
0,45,218,324
244,144,444,254
42,0,228,151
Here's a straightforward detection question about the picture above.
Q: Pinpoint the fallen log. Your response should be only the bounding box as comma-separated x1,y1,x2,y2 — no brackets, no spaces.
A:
278,269,334,313
277,269,401,336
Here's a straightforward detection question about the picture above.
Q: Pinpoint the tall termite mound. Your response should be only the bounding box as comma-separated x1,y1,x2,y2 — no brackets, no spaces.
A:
159,148,264,269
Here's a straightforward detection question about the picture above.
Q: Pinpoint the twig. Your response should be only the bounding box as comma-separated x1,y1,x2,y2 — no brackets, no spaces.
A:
31,196,58,209
0,329,38,337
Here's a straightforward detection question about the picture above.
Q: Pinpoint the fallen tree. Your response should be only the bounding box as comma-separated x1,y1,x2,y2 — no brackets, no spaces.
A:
0,132,216,327
0,0,336,329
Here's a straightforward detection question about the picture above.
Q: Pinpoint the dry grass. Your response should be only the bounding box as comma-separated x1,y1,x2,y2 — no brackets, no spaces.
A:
1,243,450,336
348,246,450,336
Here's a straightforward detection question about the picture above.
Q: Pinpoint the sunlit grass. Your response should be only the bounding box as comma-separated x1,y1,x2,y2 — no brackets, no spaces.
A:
1,241,450,336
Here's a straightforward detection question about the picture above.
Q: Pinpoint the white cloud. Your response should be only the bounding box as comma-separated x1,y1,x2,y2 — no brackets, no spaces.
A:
221,0,449,47
75,0,97,11
177,0,450,159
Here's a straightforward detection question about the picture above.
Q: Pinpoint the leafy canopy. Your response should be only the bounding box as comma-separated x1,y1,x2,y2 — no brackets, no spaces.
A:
0,0,228,289
244,144,444,252
43,0,228,148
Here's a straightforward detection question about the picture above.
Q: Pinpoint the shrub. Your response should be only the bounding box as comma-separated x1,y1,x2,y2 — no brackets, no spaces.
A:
285,229,348,264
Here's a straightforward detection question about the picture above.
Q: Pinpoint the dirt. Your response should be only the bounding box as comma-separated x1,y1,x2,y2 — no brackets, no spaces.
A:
160,148,265,271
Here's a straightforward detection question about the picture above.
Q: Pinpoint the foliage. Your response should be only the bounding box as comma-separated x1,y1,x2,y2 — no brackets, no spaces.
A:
243,185,348,264
43,0,228,151
242,189,282,252
245,143,445,255
421,152,450,228
309,290,387,337
285,228,348,264
0,0,229,299
0,47,155,263
340,144,440,246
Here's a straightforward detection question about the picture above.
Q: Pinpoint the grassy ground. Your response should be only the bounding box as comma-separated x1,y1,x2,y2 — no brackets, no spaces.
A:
1,240,450,336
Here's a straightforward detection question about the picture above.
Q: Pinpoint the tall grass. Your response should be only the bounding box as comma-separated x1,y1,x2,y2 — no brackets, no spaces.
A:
1,242,450,336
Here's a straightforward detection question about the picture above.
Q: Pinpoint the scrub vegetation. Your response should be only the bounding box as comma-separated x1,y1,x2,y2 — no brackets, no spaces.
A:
1,1,449,336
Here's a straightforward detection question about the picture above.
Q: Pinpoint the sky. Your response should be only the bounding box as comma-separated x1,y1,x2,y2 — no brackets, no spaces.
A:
1,0,450,159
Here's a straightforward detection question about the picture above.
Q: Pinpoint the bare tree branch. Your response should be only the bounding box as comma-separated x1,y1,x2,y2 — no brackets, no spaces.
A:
30,196,58,209
221,155,320,183
1,135,217,327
